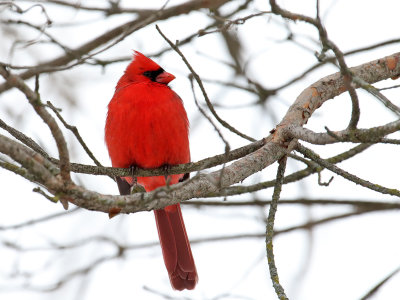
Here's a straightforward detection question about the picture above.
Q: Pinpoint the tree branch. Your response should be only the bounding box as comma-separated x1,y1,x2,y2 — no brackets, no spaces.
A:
0,67,70,181
266,156,289,300
296,143,400,197
156,24,256,143
288,120,400,145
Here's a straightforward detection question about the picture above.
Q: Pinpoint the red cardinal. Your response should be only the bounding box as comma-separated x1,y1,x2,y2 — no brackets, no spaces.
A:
105,51,198,290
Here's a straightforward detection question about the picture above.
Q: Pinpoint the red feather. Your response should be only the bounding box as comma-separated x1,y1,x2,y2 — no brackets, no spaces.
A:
105,51,198,290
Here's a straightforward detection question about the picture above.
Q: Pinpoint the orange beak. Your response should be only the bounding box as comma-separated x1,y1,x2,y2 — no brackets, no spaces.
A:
155,71,175,84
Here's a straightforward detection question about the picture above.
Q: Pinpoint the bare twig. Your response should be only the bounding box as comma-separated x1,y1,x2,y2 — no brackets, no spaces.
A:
0,66,71,181
198,11,270,36
189,76,230,152
0,2,52,24
317,171,334,186
46,101,103,167
359,265,400,300
296,143,400,197
0,207,79,230
266,156,289,300
271,0,361,129
0,117,51,160
30,0,159,15
208,143,372,197
33,186,58,203
351,76,400,116
0,134,59,185
156,24,256,142
1,19,71,54
288,120,400,145
184,198,400,209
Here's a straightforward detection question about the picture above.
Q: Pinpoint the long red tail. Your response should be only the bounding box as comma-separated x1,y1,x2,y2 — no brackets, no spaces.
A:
154,204,198,290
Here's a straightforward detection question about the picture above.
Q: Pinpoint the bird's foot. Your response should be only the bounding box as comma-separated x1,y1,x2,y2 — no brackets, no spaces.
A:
131,184,146,194
129,165,146,194
161,164,172,186
129,165,137,179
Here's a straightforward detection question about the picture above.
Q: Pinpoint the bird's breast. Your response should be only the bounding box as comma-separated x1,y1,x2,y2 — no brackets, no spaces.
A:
105,83,190,170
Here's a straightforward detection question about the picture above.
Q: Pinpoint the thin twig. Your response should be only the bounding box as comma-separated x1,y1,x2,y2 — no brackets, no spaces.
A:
33,187,58,203
0,65,71,182
351,76,400,116
379,83,400,91
189,76,230,152
0,2,52,24
288,119,400,145
198,11,270,36
206,143,372,197
184,198,400,209
296,143,400,197
46,101,103,167
315,4,360,129
0,159,38,183
317,171,334,186
0,117,51,160
156,24,256,142
359,265,400,300
266,156,289,300
379,138,400,145
2,19,71,54
30,0,159,15
189,75,231,191
0,207,80,230
270,0,361,129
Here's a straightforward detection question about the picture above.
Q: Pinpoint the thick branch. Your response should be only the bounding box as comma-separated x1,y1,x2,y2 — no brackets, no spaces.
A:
275,52,400,135
0,135,61,188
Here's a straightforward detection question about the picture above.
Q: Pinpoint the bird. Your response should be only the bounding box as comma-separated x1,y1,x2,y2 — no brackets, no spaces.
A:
105,51,198,290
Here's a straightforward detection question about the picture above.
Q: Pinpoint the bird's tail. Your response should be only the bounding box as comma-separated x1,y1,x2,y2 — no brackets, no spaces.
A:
154,203,198,290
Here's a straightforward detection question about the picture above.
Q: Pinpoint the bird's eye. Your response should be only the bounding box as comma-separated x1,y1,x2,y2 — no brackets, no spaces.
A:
143,71,152,77
142,68,164,81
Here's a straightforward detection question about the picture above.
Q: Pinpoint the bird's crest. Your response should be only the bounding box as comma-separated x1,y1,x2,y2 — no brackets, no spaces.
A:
125,51,161,76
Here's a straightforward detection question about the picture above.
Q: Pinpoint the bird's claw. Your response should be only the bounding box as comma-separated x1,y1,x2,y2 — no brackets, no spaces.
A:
131,184,146,194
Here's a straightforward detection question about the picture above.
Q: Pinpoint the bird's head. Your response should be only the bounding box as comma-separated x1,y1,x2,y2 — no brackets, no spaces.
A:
124,51,175,85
